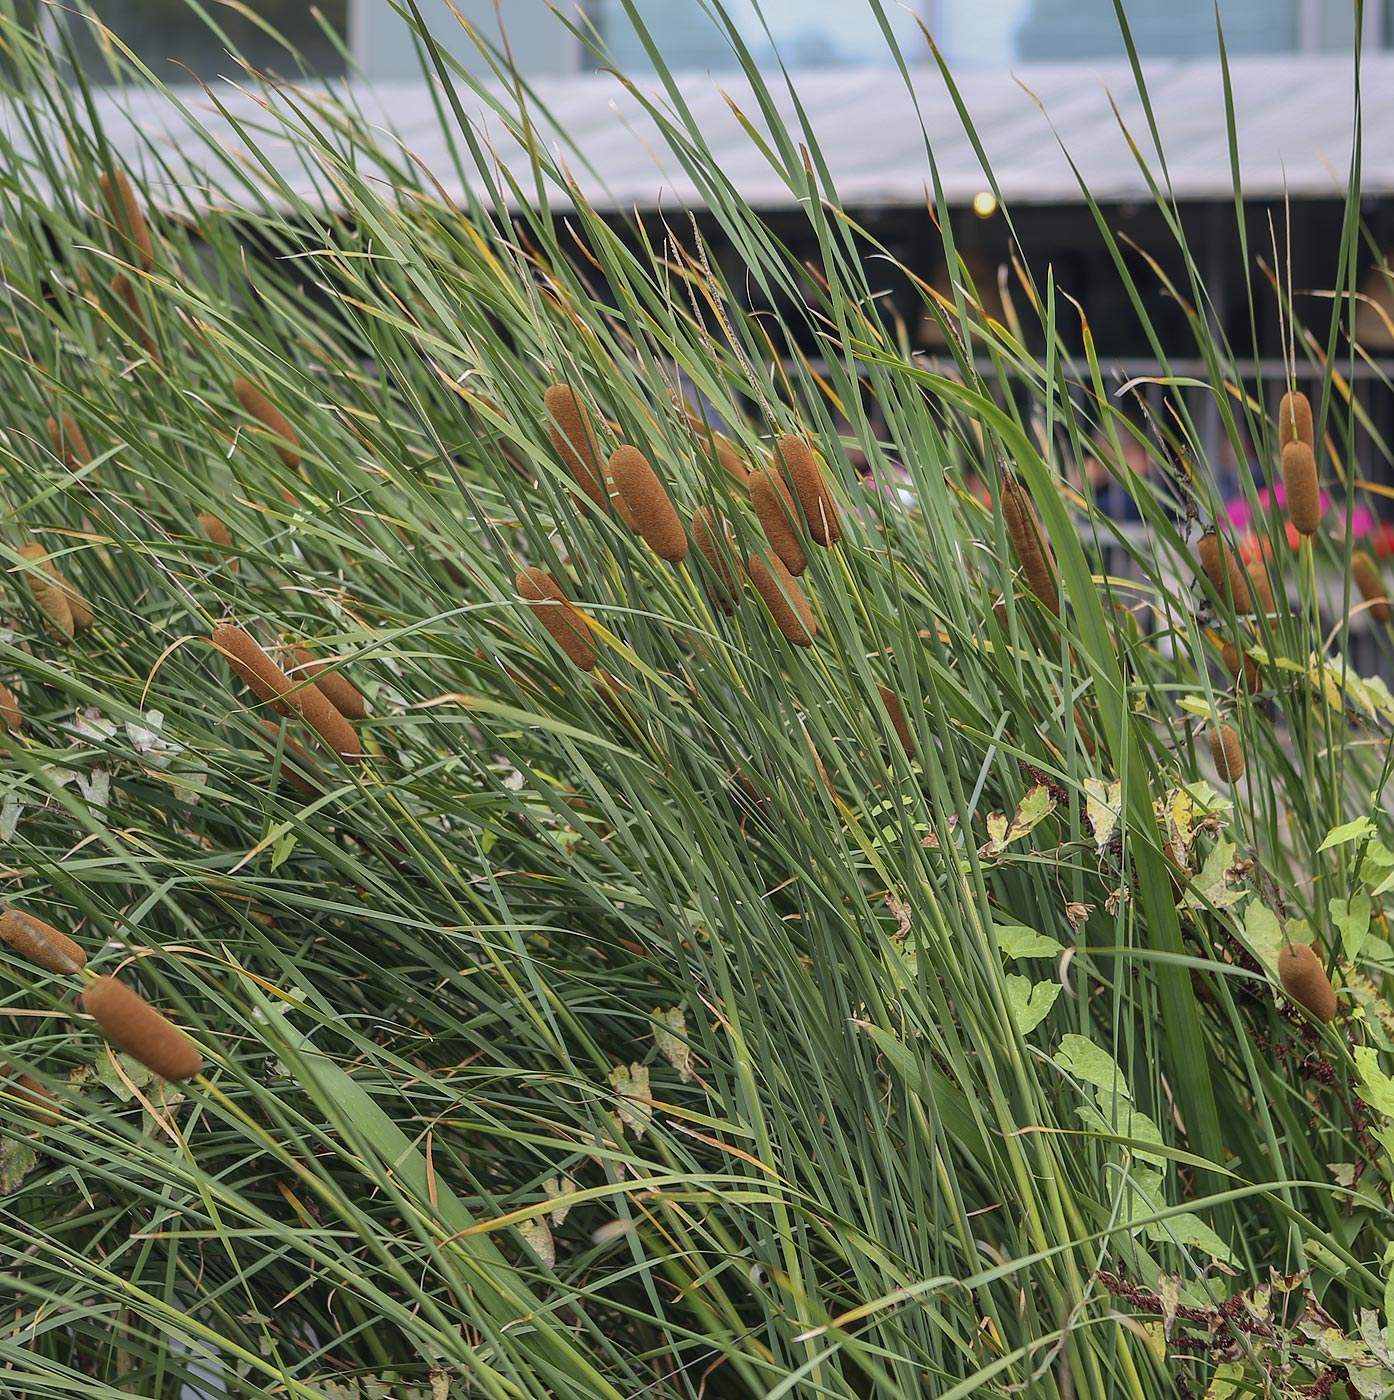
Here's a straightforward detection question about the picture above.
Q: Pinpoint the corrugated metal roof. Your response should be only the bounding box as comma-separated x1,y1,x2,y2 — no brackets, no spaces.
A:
9,51,1384,214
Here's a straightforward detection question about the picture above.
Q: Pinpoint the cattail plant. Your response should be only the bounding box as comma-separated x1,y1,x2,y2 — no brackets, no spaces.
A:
543,384,606,511
516,568,598,671
1197,529,1252,613
46,413,91,473
81,975,203,1081
0,680,22,734
1278,389,1314,450
750,467,808,576
98,167,154,270
1245,559,1278,617
878,685,915,758
291,648,367,720
748,550,817,646
0,1064,60,1126
17,542,92,637
673,398,749,484
1208,723,1243,781
210,625,362,760
1281,441,1321,536
693,507,741,612
609,446,688,562
255,721,325,798
0,908,87,974
1352,550,1391,623
109,273,159,361
1277,942,1337,1023
773,434,841,547
233,377,302,469
197,512,238,570
1000,474,1060,615
1220,639,1262,695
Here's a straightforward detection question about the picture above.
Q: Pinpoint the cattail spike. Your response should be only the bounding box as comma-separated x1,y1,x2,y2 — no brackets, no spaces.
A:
609,445,688,561
1197,530,1252,613
255,721,325,798
516,568,598,671
210,625,361,761
1245,559,1278,617
233,377,302,470
109,274,160,362
17,543,91,636
82,976,203,1080
750,467,808,576
99,168,154,271
1281,441,1321,535
291,648,367,720
0,1064,60,1126
1277,943,1337,1023
1000,475,1060,615
774,435,841,547
197,512,239,571
673,399,749,485
1353,551,1391,623
878,685,915,758
0,909,87,974
1208,723,1243,781
693,507,741,612
1278,390,1314,450
543,385,606,511
46,413,91,473
1220,639,1262,695
0,680,21,734
748,550,817,646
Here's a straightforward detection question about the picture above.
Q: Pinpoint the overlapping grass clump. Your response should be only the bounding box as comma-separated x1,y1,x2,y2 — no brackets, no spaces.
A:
3,3,1394,1397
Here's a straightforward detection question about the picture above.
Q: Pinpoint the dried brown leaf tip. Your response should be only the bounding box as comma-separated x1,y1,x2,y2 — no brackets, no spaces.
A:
693,507,741,612
291,647,367,721
82,976,203,1081
750,467,807,576
516,567,598,671
16,543,92,639
1197,530,1251,613
1277,942,1337,1023
543,384,606,512
0,908,87,974
46,413,91,473
748,550,817,647
773,434,841,547
233,377,301,470
210,625,361,761
1352,551,1391,623
1000,474,1059,615
609,445,688,562
99,168,154,271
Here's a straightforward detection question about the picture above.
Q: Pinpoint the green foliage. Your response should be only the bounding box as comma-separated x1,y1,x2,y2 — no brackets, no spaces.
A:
0,1,1392,1396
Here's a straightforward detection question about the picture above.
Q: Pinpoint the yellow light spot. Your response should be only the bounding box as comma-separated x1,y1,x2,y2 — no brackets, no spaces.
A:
972,190,998,219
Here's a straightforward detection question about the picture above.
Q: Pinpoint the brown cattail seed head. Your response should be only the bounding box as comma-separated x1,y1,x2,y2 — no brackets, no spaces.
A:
256,721,325,798
1220,639,1262,694
773,435,841,547
1281,441,1321,535
211,626,361,760
0,1065,59,1126
17,543,91,636
693,507,740,612
1279,390,1314,451
750,467,807,576
0,681,21,735
1000,475,1060,615
1353,550,1391,623
233,377,301,470
291,648,367,721
1208,723,1244,781
46,413,90,473
99,168,153,270
1245,559,1277,617
81,976,203,1081
0,909,87,974
197,512,239,572
109,274,159,361
543,385,606,511
609,446,688,562
878,685,914,758
1197,530,1251,613
671,396,749,484
516,568,598,671
1277,942,1337,1023
748,550,817,647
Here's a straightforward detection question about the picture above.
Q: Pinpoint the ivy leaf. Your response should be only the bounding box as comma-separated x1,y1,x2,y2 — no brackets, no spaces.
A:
1244,901,1286,975
0,1137,37,1196
544,1174,576,1227
1055,1034,1133,1101
1145,1210,1235,1266
981,811,1009,855
518,1217,556,1269
652,1007,695,1082
995,922,1062,960
1004,975,1060,1033
1331,895,1373,962
1185,838,1246,910
608,1063,652,1140
1077,1101,1167,1165
1084,778,1122,851
96,1050,156,1102
1320,816,1377,852
1006,784,1056,844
